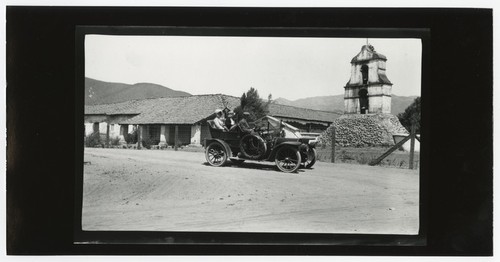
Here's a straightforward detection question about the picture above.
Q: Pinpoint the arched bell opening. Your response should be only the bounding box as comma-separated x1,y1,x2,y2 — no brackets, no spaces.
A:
361,64,369,85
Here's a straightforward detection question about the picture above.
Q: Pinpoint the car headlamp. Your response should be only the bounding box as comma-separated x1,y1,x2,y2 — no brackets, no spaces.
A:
308,140,318,147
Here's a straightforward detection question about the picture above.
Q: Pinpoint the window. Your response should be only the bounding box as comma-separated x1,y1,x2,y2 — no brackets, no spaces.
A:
361,65,369,85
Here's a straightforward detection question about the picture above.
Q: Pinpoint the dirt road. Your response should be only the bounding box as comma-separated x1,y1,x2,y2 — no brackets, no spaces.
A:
82,148,419,234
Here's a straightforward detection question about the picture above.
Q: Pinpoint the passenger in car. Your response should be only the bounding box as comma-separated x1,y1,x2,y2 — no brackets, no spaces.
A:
213,109,228,131
225,110,238,131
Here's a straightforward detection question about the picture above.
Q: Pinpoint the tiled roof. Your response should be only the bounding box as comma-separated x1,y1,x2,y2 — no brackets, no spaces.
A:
84,94,340,124
84,99,149,115
269,103,339,123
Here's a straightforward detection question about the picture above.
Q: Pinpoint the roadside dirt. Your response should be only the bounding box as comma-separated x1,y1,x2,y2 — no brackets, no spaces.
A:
82,148,419,234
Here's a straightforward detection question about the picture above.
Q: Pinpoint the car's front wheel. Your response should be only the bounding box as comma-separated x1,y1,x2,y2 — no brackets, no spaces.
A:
205,142,228,167
275,146,302,173
304,148,317,169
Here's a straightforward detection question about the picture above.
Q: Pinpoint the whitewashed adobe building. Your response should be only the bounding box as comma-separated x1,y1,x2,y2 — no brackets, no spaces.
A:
84,94,340,147
344,44,393,114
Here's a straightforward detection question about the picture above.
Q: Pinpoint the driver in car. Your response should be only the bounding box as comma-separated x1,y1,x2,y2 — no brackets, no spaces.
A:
238,112,255,134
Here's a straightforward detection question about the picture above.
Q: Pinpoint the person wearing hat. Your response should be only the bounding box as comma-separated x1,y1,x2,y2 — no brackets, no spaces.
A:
225,110,236,131
213,108,228,131
238,112,254,133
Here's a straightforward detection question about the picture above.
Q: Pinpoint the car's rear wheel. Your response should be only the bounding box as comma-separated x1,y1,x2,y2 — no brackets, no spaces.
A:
275,146,302,173
304,148,317,168
206,142,228,167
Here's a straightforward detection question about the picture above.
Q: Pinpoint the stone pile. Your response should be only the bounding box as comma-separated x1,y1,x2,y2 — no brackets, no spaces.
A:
318,114,409,147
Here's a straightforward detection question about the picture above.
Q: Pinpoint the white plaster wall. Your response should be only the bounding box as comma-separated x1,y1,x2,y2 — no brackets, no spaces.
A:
109,124,120,138
190,124,201,144
367,85,392,96
160,125,168,144
368,96,384,114
119,125,128,143
368,61,379,83
344,98,359,114
99,122,108,134
402,139,420,152
84,123,94,136
128,125,135,134
348,60,380,85
382,96,392,113
349,64,361,85
377,60,386,70
344,87,361,98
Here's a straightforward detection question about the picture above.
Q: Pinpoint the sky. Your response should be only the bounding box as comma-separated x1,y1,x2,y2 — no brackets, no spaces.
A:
85,35,422,101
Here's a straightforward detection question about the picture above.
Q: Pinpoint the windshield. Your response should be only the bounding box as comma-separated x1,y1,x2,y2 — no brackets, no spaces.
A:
254,116,301,138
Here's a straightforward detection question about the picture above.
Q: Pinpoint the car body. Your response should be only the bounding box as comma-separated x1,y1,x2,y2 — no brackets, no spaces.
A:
204,115,317,173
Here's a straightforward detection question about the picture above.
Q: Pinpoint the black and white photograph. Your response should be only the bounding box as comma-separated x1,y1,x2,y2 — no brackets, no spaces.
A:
5,4,493,257
81,32,422,236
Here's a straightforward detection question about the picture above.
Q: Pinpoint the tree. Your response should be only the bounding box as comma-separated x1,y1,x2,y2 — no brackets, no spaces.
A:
234,87,271,122
397,97,421,133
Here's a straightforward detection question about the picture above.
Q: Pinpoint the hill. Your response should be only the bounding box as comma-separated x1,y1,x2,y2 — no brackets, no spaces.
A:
85,77,191,105
274,94,418,115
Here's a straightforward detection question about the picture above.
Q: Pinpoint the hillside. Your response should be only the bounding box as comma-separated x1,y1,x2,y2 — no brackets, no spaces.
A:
274,94,418,116
85,77,191,105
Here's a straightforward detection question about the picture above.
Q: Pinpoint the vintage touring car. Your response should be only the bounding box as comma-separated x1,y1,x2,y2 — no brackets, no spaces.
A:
204,115,318,173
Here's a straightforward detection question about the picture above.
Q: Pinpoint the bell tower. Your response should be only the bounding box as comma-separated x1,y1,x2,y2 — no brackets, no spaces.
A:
344,43,393,114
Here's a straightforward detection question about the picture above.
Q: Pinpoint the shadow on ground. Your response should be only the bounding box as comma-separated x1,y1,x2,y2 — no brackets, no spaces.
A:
202,161,306,173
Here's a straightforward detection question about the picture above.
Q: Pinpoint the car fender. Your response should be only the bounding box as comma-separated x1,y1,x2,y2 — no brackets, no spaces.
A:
268,141,302,161
205,138,233,158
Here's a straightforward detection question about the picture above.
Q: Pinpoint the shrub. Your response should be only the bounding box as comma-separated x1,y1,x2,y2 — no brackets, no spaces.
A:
85,132,103,147
141,136,155,149
125,130,138,144
110,136,121,146
397,97,421,133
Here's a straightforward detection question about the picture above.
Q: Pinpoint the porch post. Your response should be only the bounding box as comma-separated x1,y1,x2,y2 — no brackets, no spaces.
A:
137,125,143,149
174,125,179,151
105,123,110,147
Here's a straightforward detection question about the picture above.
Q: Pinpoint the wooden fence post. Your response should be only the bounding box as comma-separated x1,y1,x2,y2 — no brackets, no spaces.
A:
409,123,416,169
174,125,179,151
331,126,336,163
369,134,412,166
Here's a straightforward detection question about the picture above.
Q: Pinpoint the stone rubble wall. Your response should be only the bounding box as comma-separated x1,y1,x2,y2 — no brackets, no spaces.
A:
318,114,409,147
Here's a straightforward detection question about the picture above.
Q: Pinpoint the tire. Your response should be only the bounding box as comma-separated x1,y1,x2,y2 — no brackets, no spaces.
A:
275,146,302,173
304,148,317,169
239,134,267,160
205,142,228,167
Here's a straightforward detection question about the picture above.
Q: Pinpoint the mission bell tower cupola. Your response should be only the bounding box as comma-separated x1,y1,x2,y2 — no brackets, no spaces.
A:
344,43,393,114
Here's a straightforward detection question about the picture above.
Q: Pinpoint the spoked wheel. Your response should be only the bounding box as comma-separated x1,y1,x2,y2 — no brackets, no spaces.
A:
205,142,228,167
303,148,317,169
275,146,302,173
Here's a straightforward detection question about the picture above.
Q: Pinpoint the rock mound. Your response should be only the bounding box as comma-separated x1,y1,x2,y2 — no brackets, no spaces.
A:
318,114,408,147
